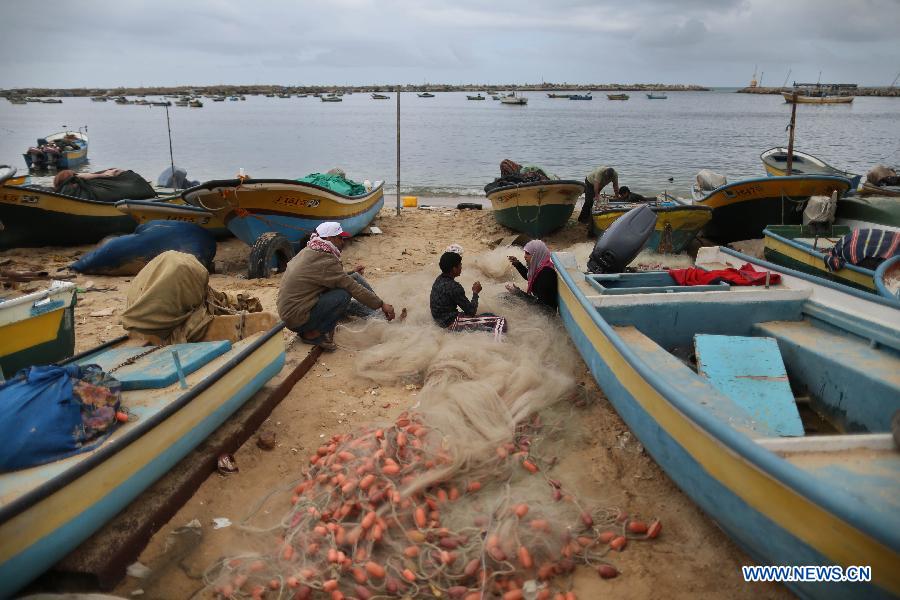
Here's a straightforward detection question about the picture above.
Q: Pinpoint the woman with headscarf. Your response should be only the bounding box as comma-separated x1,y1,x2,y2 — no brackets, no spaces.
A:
505,239,558,310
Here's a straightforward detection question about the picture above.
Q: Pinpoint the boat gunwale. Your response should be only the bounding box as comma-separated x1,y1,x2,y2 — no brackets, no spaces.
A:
181,179,384,207
874,255,900,300
762,226,876,278
694,174,853,204
0,323,286,525
552,250,900,556
0,183,176,208
592,202,713,217
484,179,584,199
759,147,860,184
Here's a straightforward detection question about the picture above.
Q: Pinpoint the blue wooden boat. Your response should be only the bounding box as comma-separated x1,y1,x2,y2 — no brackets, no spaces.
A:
23,130,88,170
568,94,592,100
646,92,667,99
0,322,286,597
554,245,899,599
875,255,900,301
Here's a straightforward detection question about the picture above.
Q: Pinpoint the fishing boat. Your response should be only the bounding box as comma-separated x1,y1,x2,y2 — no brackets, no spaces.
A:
554,245,900,600
681,175,852,243
8,98,26,105
875,256,900,300
41,99,62,104
0,322,286,598
484,180,583,238
835,195,900,232
417,92,435,98
90,97,108,102
0,177,157,249
371,93,390,100
547,93,573,98
23,129,89,170
0,281,77,378
189,99,203,108
760,147,861,193
606,94,629,100
466,94,485,101
181,178,384,277
646,93,667,99
568,94,592,101
321,96,342,102
500,94,527,105
762,224,899,298
114,199,231,238
592,201,712,253
782,83,855,104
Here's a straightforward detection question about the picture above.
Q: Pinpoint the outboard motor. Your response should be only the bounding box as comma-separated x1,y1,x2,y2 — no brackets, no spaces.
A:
157,166,199,190
588,204,657,273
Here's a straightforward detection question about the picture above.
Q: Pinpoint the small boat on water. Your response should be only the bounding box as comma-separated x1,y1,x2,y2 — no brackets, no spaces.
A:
181,178,384,277
875,255,900,301
8,98,26,105
321,96,342,102
40,99,62,104
554,245,900,600
568,94,592,101
762,224,899,300
782,83,856,104
646,93,667,99
484,180,583,238
760,147,861,193
682,175,852,243
500,94,527,105
466,94,485,101
592,200,712,253
835,195,900,232
0,322,286,597
547,93,573,98
417,92,435,98
189,99,203,108
371,93,389,100
90,96,108,102
0,281,77,378
606,94,629,100
23,129,89,170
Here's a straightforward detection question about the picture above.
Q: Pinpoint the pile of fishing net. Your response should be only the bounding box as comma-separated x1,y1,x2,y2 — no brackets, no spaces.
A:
205,247,662,599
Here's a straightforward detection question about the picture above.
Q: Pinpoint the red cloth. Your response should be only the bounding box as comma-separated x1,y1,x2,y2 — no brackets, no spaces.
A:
668,263,781,287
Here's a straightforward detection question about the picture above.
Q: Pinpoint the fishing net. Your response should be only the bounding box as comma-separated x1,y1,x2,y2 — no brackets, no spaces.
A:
204,245,662,599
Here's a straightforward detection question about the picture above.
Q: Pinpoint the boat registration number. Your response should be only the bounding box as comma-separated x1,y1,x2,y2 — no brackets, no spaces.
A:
1,193,39,204
274,196,320,208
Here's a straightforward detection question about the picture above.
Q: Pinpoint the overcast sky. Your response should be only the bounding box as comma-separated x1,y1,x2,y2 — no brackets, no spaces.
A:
2,0,898,88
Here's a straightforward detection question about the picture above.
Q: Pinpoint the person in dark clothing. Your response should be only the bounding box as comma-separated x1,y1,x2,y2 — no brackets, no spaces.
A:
430,252,507,339
505,240,558,310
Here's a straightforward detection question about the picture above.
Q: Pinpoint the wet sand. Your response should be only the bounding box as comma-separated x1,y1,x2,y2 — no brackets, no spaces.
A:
2,206,785,599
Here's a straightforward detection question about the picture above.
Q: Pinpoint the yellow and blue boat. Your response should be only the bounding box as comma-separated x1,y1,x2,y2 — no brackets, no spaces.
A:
485,180,583,238
760,147,861,193
762,225,900,302
23,130,88,170
683,175,852,243
0,322,286,597
115,198,231,238
592,200,712,253
0,282,77,378
555,246,899,599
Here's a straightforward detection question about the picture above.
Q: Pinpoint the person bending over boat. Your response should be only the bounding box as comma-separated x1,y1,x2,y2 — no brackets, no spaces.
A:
277,222,397,351
578,166,620,233
505,239,558,310
484,159,556,193
430,251,507,339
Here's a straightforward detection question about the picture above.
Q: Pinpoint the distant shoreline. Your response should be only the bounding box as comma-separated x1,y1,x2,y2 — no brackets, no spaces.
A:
737,86,900,97
1,83,709,98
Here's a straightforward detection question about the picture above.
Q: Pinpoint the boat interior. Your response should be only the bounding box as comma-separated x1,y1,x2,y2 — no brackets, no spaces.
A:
560,255,899,528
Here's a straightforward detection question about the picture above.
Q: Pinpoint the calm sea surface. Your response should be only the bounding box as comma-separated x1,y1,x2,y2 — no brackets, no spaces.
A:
2,91,898,198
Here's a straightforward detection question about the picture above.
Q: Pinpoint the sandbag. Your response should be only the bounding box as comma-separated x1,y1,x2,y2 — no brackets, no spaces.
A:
58,169,156,202
121,250,262,344
0,364,121,472
69,221,216,276
867,164,899,186
696,169,727,192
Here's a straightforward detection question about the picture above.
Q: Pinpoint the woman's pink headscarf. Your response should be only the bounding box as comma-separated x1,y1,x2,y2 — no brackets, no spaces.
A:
524,239,553,294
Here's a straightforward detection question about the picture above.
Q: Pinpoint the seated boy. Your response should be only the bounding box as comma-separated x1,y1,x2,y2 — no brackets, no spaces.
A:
430,251,507,339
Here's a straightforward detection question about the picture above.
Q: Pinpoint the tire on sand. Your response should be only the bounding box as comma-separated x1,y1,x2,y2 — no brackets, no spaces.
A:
248,232,294,279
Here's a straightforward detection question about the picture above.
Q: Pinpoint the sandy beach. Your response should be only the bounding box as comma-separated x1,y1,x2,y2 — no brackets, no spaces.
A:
3,205,785,599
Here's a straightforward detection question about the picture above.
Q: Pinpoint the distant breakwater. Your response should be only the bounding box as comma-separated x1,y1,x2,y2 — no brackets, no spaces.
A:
1,83,709,98
737,86,900,97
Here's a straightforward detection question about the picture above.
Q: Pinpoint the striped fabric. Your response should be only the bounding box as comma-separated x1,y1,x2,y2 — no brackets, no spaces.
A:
824,229,900,272
447,314,507,341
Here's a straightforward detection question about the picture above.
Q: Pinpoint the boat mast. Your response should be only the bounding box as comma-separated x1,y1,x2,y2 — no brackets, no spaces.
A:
396,86,401,216
164,104,177,190
786,93,798,175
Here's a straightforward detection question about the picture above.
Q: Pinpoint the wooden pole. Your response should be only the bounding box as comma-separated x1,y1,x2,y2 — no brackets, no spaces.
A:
396,87,401,216
786,93,798,176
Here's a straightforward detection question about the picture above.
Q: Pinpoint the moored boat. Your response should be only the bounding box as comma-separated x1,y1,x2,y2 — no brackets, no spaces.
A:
484,180,583,238
371,93,389,100
115,198,231,238
321,96,342,102
760,147,861,193
0,322,286,597
606,94,629,100
782,83,856,104
554,245,900,600
0,281,77,378
646,93,667,99
500,94,527,105
592,201,712,253
682,175,852,243
23,130,89,170
835,195,900,232
762,224,898,298
547,93,573,98
417,92,435,98
875,255,900,300
568,94,592,101
466,94,485,100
